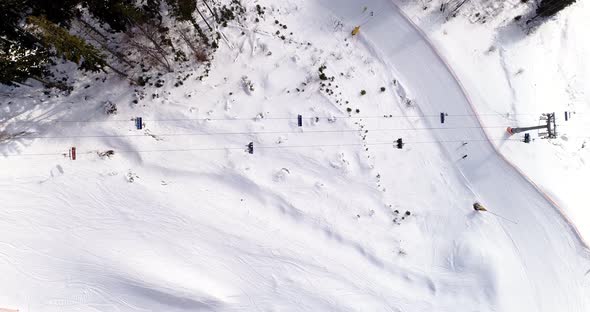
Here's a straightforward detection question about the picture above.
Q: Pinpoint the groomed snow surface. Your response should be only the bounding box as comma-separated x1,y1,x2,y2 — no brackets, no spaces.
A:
400,0,590,243
1,0,589,311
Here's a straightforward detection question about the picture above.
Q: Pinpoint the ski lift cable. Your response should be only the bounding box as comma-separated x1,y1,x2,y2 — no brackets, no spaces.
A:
6,112,564,124
20,125,518,140
1,137,538,158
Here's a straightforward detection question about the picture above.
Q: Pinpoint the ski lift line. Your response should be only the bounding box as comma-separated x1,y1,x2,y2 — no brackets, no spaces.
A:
1,144,376,158
259,138,522,148
8,112,557,124
145,112,587,120
22,125,518,140
114,147,245,154
1,138,527,158
1,152,68,157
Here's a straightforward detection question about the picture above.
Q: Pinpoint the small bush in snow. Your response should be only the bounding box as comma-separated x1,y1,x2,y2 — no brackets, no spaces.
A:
241,76,255,95
256,4,265,16
98,150,115,158
318,65,329,81
103,101,117,115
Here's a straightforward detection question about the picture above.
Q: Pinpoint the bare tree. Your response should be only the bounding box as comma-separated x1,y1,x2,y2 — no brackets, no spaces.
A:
178,26,208,62
127,22,174,72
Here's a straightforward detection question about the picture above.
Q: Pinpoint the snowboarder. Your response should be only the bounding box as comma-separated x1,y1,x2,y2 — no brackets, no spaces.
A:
352,26,361,36
473,202,487,212
461,142,468,147
461,154,468,159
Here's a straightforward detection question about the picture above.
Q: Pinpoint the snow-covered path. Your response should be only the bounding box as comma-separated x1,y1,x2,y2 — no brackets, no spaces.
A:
320,0,590,310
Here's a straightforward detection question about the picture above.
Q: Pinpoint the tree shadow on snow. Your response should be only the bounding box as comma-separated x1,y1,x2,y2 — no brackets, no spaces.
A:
0,77,133,157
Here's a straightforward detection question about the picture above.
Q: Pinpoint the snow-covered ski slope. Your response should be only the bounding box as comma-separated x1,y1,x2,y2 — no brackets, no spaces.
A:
316,2,590,310
1,0,589,311
399,0,590,242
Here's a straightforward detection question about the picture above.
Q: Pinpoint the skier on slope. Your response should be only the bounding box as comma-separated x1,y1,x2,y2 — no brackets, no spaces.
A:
473,202,487,212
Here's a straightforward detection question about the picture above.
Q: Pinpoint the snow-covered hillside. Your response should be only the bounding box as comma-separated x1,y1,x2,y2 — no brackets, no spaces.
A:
400,0,590,241
1,0,589,311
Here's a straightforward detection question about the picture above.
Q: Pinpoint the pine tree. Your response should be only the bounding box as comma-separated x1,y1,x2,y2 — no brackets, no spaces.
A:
166,0,197,22
82,0,136,32
27,15,107,72
0,0,52,85
139,0,163,23
0,0,232,86
0,39,50,86
27,0,81,27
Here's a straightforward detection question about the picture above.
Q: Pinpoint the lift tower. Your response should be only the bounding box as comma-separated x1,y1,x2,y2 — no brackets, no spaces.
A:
506,113,557,139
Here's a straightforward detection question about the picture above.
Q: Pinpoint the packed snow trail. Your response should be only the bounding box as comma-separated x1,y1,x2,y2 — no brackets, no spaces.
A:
319,0,590,311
